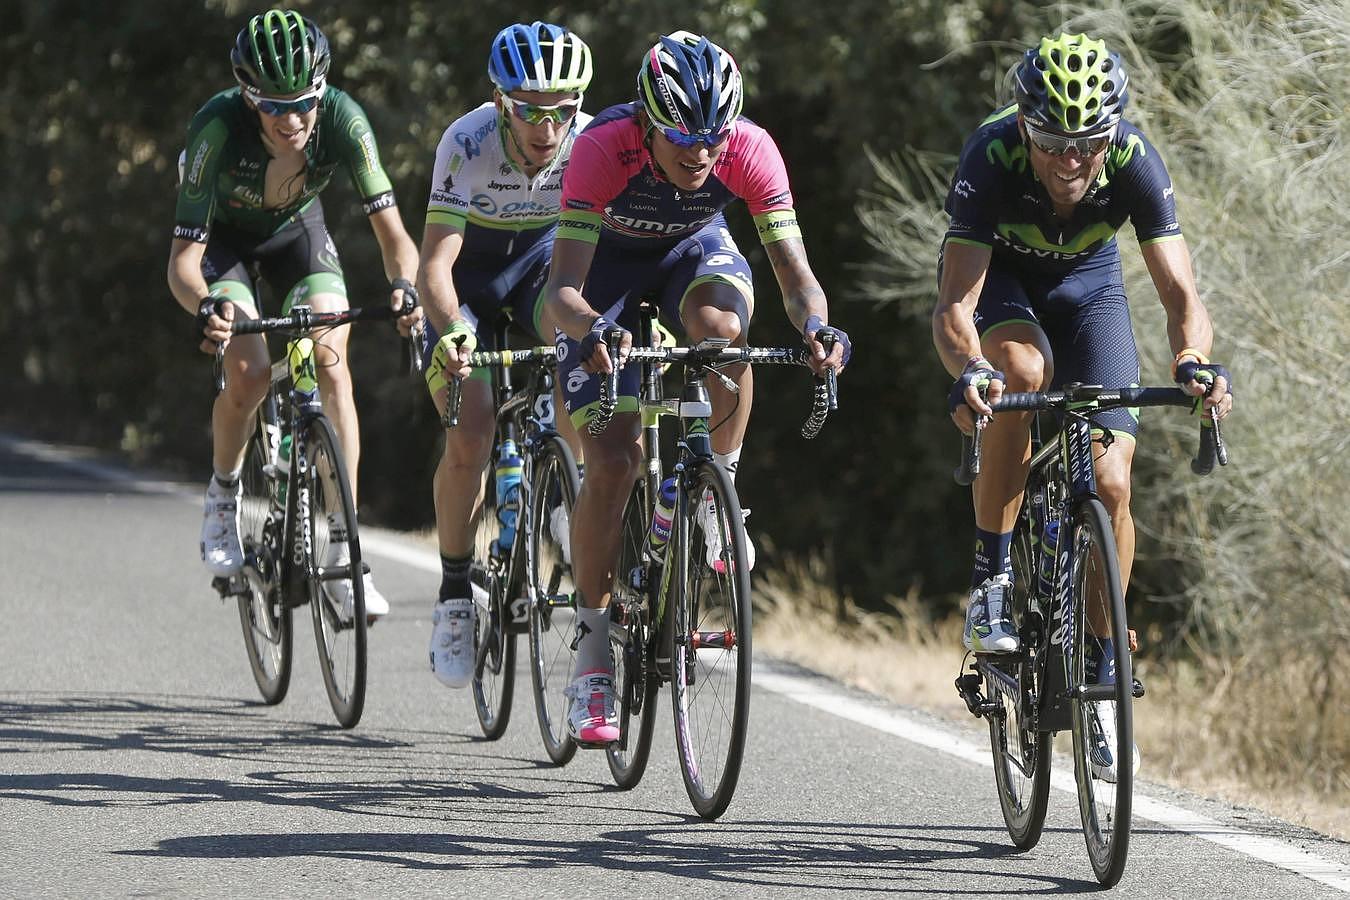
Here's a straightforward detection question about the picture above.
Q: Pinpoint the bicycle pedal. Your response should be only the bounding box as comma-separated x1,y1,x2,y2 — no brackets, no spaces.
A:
955,672,994,718
574,738,617,750
211,574,248,598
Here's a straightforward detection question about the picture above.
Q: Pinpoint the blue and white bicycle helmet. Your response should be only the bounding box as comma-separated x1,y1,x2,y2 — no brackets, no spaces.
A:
488,22,593,93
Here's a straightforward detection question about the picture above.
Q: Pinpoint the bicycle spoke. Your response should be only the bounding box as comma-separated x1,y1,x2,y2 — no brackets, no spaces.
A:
671,462,751,820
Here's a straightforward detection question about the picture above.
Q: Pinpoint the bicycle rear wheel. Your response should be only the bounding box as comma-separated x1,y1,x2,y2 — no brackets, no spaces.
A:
986,501,1051,847
671,460,752,820
1068,497,1133,886
527,433,579,764
472,431,517,740
236,418,292,704
607,481,660,789
303,416,367,729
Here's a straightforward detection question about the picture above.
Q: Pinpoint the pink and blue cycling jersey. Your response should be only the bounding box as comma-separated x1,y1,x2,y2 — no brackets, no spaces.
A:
556,103,801,251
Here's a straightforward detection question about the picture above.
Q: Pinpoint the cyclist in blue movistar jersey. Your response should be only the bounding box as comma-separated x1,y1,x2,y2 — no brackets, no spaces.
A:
419,22,594,689
935,33,1233,779
168,9,422,618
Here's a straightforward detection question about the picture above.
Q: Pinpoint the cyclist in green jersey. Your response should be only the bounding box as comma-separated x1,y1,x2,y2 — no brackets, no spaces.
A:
167,9,421,617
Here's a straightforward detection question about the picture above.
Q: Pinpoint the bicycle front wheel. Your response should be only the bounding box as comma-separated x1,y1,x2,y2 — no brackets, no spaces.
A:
1068,497,1133,886
303,416,368,729
671,460,752,820
236,416,292,704
607,481,660,789
987,504,1051,848
472,430,517,740
527,433,579,764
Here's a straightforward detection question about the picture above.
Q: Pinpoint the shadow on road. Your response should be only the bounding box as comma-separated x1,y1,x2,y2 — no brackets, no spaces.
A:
0,692,1115,892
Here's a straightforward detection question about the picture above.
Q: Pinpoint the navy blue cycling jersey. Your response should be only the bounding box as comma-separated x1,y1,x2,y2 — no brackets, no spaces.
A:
944,105,1183,276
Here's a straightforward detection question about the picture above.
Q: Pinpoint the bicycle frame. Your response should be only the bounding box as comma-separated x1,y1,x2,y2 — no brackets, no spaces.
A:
484,320,564,629
259,336,330,609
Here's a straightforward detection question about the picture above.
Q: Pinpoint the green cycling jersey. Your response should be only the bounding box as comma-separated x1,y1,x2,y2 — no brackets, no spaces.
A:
174,86,395,243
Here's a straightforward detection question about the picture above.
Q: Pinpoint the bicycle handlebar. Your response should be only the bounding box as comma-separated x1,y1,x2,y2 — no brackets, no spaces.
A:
953,383,1227,486
211,296,418,394
591,339,838,439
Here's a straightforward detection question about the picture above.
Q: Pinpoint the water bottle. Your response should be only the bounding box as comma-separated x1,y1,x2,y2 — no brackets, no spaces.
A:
645,476,678,564
1037,519,1060,599
276,432,292,506
494,439,523,553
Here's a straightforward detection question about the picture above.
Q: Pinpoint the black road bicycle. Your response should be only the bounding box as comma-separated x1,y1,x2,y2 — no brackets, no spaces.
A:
210,301,412,729
589,307,839,820
953,381,1227,886
442,325,582,751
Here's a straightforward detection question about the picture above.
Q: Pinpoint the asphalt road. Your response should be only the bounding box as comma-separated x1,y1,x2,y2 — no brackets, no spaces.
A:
1,433,1346,897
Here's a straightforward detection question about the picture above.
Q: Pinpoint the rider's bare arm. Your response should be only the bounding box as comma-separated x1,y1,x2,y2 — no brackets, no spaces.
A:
1141,236,1229,411
1140,236,1212,361
764,237,827,332
369,206,419,287
417,222,467,334
545,236,601,341
167,238,213,315
932,239,994,377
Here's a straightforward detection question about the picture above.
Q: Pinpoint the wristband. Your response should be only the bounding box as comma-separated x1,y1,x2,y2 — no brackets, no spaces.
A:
1171,347,1209,380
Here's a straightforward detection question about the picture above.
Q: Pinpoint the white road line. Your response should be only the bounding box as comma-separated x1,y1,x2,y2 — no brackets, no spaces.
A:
754,669,1350,893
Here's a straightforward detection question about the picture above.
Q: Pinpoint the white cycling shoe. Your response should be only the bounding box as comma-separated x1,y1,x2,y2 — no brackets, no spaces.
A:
201,477,244,577
1089,699,1141,783
429,583,487,689
695,488,756,573
963,574,1019,653
549,502,572,566
322,538,389,619
564,669,620,745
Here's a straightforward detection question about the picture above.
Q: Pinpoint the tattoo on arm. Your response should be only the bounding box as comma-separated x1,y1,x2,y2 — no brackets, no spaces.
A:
766,239,826,328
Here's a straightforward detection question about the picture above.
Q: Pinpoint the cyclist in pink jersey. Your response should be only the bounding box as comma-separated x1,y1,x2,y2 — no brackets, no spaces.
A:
543,31,850,745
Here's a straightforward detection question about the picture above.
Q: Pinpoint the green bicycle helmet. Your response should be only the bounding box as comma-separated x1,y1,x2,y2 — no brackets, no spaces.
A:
231,9,331,97
1014,32,1128,134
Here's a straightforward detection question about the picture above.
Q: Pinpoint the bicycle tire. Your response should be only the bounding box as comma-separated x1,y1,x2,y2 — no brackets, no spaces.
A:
1068,497,1133,886
607,480,660,789
671,459,752,820
472,428,519,740
236,419,292,704
987,500,1051,848
527,433,579,763
303,415,368,729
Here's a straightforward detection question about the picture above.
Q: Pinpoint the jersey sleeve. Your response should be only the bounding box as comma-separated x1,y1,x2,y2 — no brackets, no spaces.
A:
556,128,626,245
720,122,800,245
329,91,397,215
942,130,1009,249
425,118,475,231
1110,127,1183,245
173,111,229,243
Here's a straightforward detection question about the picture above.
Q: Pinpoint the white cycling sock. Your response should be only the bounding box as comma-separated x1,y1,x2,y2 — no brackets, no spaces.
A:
713,446,742,482
572,605,612,677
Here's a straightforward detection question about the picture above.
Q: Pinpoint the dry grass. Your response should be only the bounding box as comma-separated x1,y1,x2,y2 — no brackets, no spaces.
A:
754,556,1350,842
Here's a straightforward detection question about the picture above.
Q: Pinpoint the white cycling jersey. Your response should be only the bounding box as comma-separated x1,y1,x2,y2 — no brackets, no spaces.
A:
426,102,593,262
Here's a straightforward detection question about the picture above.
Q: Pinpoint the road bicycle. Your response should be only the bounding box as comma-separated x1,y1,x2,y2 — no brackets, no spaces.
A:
441,326,581,752
210,300,413,729
953,381,1227,885
586,306,839,819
